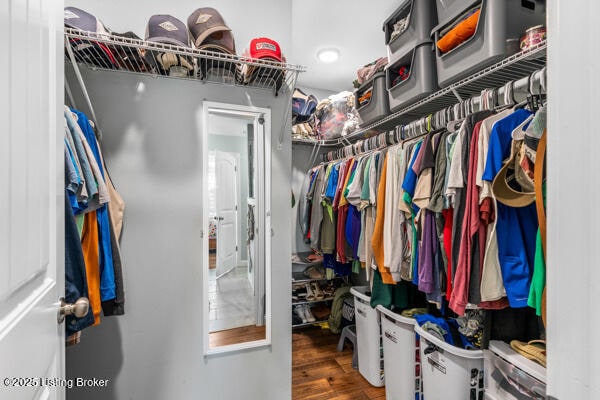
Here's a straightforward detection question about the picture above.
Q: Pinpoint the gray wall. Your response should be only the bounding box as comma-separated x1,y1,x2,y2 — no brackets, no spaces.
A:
208,134,249,261
296,85,337,104
65,68,291,400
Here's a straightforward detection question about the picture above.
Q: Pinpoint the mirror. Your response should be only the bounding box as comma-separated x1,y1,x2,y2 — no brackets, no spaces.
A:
202,102,271,354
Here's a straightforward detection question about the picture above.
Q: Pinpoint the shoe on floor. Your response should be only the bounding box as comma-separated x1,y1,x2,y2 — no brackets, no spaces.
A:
294,305,308,324
303,304,316,323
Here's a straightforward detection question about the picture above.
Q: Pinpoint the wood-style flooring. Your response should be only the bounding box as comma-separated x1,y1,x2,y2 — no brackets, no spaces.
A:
209,325,266,348
293,326,385,400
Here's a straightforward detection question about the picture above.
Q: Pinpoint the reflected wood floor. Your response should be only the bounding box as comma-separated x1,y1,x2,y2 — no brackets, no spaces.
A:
293,327,385,400
209,325,266,348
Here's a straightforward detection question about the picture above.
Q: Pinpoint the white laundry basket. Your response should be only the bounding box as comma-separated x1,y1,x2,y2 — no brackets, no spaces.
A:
377,305,421,400
350,286,384,387
415,323,484,400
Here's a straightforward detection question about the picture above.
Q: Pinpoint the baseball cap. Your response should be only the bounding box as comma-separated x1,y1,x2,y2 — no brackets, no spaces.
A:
249,38,282,62
492,139,536,208
64,7,110,36
197,31,236,55
188,8,235,54
146,15,190,48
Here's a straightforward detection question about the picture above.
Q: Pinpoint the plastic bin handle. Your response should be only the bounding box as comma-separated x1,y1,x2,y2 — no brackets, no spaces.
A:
424,345,439,355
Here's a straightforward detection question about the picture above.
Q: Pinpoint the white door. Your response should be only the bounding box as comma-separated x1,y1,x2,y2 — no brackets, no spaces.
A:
0,0,65,399
215,151,238,278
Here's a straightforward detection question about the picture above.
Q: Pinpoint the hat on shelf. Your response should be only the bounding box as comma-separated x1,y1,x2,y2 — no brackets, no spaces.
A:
187,8,236,54
145,15,190,47
249,37,282,62
64,7,117,70
64,7,111,36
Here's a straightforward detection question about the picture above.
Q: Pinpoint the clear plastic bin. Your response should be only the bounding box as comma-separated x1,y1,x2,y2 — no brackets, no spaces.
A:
355,72,390,127
350,286,385,387
383,0,438,65
386,41,438,113
377,306,421,400
432,0,546,87
484,340,546,400
415,323,484,400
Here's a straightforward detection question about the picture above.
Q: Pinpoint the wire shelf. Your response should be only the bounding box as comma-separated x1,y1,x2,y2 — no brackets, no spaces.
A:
319,40,547,146
64,28,306,96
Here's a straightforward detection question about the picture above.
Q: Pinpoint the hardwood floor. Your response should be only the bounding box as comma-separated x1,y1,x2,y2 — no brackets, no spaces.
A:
209,325,266,348
292,326,385,400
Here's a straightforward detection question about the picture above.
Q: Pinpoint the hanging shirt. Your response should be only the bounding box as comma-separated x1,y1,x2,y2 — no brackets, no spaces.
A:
383,145,403,280
477,110,513,302
309,165,326,250
64,125,89,207
336,159,355,263
65,190,95,335
64,110,98,209
445,121,468,208
371,152,395,284
73,109,116,303
413,133,438,209
482,109,538,308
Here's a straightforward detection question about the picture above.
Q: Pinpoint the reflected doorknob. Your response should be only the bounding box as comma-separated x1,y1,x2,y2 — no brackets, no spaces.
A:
57,297,89,324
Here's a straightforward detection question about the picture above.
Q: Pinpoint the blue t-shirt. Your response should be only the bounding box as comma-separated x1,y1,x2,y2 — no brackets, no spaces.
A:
325,163,340,200
482,109,538,308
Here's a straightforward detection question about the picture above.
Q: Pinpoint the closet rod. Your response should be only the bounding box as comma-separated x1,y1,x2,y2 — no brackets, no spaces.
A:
323,68,547,162
65,42,103,140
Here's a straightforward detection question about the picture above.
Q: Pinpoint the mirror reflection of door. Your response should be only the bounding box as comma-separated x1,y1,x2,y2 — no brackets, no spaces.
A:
214,151,238,278
204,105,269,353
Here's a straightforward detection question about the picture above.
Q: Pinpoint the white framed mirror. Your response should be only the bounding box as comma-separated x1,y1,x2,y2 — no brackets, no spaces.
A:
201,102,271,355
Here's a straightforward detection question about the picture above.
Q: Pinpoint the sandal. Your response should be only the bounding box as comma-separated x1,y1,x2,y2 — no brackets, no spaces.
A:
312,282,324,300
305,283,316,301
321,283,335,298
510,339,547,367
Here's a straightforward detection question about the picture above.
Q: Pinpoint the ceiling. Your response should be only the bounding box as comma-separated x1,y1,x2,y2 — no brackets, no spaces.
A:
290,0,402,93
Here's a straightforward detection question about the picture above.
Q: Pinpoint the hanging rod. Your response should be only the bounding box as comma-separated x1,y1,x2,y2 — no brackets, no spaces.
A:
322,67,547,162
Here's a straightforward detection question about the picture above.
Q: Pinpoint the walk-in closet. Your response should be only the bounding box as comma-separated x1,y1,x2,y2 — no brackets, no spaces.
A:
0,1,599,400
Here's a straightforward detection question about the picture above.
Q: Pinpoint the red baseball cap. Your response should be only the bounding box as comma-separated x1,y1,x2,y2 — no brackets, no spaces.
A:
249,37,282,62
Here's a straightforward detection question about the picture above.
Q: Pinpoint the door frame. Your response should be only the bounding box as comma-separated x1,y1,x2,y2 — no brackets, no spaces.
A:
200,101,271,356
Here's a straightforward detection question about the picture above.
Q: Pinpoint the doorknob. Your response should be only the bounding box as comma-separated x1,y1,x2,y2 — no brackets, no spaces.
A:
58,297,89,324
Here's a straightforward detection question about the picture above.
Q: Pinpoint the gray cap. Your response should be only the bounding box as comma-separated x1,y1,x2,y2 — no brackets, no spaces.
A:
188,8,235,53
146,15,190,48
64,7,110,35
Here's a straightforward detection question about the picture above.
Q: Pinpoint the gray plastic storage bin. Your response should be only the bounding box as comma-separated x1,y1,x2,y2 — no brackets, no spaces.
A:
355,72,390,127
435,0,475,27
432,0,546,87
383,0,438,65
387,41,438,113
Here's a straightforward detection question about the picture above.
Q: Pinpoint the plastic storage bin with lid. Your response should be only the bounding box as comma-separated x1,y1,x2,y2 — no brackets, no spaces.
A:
354,72,390,127
383,0,438,65
415,322,484,400
431,0,546,87
484,340,546,400
377,305,422,400
386,40,438,113
350,286,384,387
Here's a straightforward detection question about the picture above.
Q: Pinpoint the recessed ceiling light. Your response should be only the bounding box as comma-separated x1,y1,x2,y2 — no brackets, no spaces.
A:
317,48,340,63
